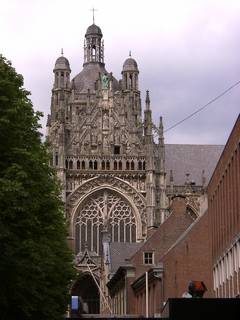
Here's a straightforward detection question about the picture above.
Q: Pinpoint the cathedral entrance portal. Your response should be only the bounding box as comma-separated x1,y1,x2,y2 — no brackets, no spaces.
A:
71,273,100,314
74,189,138,255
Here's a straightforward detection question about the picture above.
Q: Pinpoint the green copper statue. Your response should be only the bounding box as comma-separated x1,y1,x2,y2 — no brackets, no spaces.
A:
101,73,109,89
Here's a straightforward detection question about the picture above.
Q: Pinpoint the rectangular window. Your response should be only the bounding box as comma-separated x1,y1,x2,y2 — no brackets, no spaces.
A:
114,146,120,154
143,252,154,265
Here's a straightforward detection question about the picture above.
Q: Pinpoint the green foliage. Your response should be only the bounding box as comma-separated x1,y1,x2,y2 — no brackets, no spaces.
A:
0,55,75,319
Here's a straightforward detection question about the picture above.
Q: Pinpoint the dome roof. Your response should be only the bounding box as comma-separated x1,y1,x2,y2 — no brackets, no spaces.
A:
122,57,138,72
85,24,102,37
72,63,119,93
54,56,70,71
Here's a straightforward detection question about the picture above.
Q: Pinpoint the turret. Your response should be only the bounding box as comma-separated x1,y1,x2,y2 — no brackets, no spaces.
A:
121,53,139,90
84,24,104,65
53,50,71,89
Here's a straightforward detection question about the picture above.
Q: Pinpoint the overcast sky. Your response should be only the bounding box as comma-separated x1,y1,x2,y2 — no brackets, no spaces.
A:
1,0,239,144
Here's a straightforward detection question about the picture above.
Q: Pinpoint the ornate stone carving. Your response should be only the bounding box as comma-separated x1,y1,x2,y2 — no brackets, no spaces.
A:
67,175,147,239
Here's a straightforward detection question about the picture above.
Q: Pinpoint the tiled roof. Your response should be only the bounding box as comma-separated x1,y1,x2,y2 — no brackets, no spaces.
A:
109,242,143,273
165,144,224,185
72,63,120,93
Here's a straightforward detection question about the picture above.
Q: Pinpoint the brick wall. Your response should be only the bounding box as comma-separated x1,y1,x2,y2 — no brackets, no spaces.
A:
161,210,213,304
129,197,194,280
208,115,240,297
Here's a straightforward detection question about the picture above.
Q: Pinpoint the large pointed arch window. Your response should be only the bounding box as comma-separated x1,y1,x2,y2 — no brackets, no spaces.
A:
75,190,137,255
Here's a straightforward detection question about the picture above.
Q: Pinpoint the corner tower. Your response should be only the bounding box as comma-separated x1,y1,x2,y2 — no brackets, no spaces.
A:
121,54,139,90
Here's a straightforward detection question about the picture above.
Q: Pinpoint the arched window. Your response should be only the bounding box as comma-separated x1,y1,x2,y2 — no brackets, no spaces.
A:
131,161,135,170
119,161,122,170
129,74,133,89
94,160,98,170
92,45,96,61
106,161,110,170
69,160,73,169
101,161,105,170
77,160,80,169
138,161,142,170
143,161,146,170
60,72,64,87
89,160,93,169
114,161,117,170
75,190,137,255
55,152,58,166
126,161,130,170
65,160,68,169
82,161,85,170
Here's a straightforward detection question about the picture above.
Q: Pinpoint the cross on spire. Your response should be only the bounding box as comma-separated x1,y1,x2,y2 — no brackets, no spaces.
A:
90,7,97,24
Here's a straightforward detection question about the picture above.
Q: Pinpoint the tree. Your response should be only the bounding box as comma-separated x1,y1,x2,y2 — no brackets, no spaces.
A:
0,55,75,319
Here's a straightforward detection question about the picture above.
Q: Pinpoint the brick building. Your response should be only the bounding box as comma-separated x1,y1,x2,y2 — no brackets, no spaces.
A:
208,115,240,298
106,196,211,316
161,209,213,301
105,115,240,317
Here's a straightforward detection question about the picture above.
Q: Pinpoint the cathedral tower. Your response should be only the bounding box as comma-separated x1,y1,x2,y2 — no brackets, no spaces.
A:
46,21,169,313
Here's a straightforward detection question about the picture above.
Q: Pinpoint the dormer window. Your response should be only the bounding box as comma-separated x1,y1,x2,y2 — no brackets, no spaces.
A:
143,252,154,265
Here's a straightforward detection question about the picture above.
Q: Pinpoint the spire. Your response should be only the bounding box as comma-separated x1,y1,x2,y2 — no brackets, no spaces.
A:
129,50,131,57
145,90,150,110
144,90,152,142
158,116,164,148
90,7,97,24
159,116,164,141
158,116,165,173
61,48,64,56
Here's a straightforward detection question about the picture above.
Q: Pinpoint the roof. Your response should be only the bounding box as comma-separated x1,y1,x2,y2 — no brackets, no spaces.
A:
109,242,143,273
85,24,102,37
54,56,70,71
72,63,120,93
122,57,139,72
165,144,224,185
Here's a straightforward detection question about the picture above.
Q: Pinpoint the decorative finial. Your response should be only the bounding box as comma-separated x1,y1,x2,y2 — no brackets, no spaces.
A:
159,116,163,129
90,7,97,24
145,90,150,106
129,50,131,57
61,48,64,56
159,116,164,145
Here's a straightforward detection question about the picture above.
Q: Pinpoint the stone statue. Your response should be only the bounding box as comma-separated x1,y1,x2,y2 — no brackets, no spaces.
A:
103,113,109,129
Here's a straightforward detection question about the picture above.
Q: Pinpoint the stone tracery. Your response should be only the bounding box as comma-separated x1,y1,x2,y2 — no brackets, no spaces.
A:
75,190,137,255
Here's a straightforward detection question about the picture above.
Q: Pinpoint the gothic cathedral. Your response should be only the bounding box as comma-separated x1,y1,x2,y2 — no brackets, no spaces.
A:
47,22,168,256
